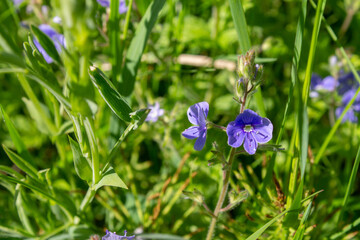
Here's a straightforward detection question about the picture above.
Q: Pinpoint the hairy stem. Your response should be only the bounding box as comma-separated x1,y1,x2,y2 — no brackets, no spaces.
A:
206,147,236,240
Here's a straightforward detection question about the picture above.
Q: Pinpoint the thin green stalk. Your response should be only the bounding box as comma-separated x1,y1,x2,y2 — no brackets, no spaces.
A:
17,74,57,135
117,0,133,73
337,145,360,224
83,117,100,185
206,147,236,240
109,0,120,82
80,187,96,211
261,0,306,192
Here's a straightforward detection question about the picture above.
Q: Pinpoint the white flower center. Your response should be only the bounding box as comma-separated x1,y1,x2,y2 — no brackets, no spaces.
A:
244,124,253,132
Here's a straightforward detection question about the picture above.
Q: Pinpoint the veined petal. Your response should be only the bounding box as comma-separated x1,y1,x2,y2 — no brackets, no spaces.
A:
244,132,258,155
182,126,201,139
226,121,245,148
253,118,273,143
235,109,262,125
194,129,207,151
187,102,209,125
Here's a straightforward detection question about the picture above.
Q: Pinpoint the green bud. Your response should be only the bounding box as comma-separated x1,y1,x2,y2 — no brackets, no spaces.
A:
183,188,204,204
252,64,264,85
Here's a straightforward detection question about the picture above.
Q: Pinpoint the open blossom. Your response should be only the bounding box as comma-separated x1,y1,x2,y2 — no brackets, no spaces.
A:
182,102,208,151
102,230,135,240
145,102,164,122
226,109,273,155
310,74,337,98
33,24,65,63
97,0,128,14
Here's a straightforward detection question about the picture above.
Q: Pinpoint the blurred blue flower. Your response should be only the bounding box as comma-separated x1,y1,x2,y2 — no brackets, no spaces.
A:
97,0,128,14
53,16,62,24
335,88,360,123
12,0,23,6
226,109,273,155
182,102,209,151
145,102,164,122
310,74,337,98
33,24,65,63
337,72,360,95
102,230,135,240
335,106,358,123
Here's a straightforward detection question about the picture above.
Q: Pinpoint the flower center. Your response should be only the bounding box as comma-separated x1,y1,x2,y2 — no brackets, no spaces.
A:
243,124,253,132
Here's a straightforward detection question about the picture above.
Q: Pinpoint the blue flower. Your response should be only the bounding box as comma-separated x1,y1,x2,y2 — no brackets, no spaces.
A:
102,230,135,240
145,102,164,122
337,72,360,95
182,102,209,151
97,0,128,14
310,74,337,98
226,109,273,155
33,24,65,63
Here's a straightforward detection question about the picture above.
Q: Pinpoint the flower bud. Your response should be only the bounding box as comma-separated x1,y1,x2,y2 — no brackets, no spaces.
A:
252,64,263,85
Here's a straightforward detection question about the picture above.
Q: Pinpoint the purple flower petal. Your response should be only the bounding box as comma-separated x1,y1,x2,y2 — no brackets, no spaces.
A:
187,102,209,126
253,118,273,143
226,121,245,148
145,102,164,122
97,0,128,14
235,109,262,125
182,126,201,139
321,76,337,91
244,132,257,155
336,106,358,123
194,129,207,151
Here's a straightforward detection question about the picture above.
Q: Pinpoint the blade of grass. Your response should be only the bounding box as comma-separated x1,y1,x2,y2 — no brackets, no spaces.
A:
228,0,266,117
245,209,291,240
337,144,360,224
228,0,250,53
284,0,327,226
109,0,120,83
293,201,313,240
261,0,307,192
118,0,166,96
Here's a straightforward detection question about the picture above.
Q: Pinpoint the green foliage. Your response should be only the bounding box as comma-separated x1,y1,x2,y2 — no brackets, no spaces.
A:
1,0,360,239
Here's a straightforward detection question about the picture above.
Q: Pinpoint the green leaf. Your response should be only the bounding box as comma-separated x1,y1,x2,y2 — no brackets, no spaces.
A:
2,145,38,180
261,0,307,192
0,165,23,179
95,166,127,191
293,201,313,240
26,74,71,109
31,25,61,64
245,209,291,240
68,136,92,183
0,175,76,217
22,97,52,135
0,106,35,166
89,66,132,122
15,186,35,235
228,0,251,54
0,52,25,68
119,0,166,96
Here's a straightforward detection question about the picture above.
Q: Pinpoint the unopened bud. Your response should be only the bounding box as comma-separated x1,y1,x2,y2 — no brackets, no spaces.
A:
252,64,263,85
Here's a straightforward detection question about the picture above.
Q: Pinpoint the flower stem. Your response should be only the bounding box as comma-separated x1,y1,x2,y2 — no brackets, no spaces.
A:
206,147,236,240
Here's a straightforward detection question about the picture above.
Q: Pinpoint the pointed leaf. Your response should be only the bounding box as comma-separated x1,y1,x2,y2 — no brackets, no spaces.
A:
119,0,166,96
2,145,38,180
89,66,132,122
95,166,127,190
31,25,61,64
1,106,35,166
68,136,92,183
